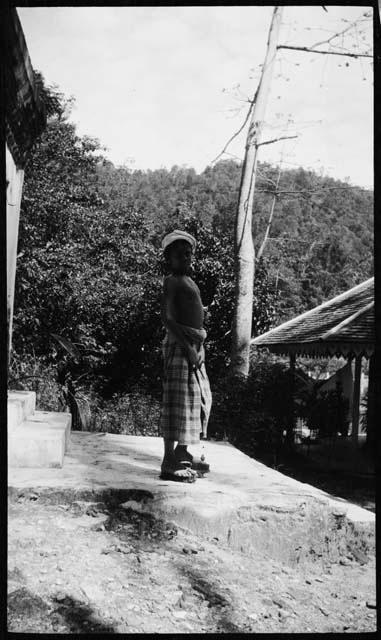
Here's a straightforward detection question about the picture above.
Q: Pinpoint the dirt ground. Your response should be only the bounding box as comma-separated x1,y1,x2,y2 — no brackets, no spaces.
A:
7,491,377,634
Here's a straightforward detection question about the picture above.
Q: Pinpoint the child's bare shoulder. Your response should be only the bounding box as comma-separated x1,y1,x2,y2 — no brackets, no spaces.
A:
163,275,181,294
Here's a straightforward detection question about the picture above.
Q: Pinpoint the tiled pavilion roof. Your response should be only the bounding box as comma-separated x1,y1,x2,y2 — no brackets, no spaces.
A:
251,278,374,359
2,7,46,167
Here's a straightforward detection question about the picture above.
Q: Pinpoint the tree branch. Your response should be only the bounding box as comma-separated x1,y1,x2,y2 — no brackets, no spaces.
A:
257,168,278,187
257,191,277,260
257,185,368,196
223,151,244,162
257,126,290,259
211,87,259,164
309,13,370,49
277,45,372,59
257,134,298,148
211,105,253,165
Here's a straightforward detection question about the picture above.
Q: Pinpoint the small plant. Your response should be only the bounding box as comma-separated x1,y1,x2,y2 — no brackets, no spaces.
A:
52,334,91,430
8,350,62,411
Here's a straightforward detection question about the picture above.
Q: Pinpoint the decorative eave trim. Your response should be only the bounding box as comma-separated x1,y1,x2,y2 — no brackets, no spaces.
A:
252,342,374,359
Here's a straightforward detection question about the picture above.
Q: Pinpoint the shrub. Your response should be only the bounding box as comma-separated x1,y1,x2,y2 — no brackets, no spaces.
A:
208,350,293,464
8,351,62,412
304,380,349,438
9,349,161,436
89,388,161,436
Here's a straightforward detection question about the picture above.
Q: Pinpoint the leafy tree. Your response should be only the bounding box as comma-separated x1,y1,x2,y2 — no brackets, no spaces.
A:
14,84,105,356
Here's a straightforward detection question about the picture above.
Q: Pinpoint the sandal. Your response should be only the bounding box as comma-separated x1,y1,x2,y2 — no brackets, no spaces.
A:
174,448,210,474
159,460,197,483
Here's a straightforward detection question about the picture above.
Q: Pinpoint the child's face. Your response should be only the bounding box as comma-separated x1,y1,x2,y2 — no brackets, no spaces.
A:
169,240,193,274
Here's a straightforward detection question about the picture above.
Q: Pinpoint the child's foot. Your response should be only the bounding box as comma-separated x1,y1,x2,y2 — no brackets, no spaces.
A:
174,446,210,474
160,458,197,483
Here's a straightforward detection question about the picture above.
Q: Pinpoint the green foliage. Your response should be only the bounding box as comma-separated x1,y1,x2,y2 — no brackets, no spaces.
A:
209,350,293,464
255,165,373,319
8,351,63,413
90,389,160,436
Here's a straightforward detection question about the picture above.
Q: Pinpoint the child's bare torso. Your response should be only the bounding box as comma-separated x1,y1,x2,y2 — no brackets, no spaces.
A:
166,274,204,329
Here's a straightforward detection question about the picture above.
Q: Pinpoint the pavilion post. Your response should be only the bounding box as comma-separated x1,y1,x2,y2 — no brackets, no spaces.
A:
351,355,362,444
287,353,296,446
365,354,375,450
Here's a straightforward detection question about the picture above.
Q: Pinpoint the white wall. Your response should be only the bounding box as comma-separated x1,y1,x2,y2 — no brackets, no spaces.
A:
6,144,25,358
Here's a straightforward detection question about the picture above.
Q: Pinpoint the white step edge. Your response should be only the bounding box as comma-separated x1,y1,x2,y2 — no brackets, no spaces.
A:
8,412,72,468
8,400,24,431
28,411,72,450
8,426,66,468
8,390,37,432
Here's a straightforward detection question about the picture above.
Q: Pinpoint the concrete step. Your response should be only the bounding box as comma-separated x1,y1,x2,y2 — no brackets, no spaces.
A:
29,411,71,450
8,412,71,469
8,390,36,430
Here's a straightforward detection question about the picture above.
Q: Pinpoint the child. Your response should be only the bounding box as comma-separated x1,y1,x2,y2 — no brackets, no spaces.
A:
160,229,212,482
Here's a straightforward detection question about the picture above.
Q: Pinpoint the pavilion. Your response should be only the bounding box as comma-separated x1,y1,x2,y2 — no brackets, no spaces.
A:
251,277,375,447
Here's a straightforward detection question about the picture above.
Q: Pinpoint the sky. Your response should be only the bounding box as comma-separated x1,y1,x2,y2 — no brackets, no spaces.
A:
18,5,373,188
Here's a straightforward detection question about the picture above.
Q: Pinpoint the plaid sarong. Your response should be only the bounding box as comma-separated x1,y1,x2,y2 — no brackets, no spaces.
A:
160,324,212,445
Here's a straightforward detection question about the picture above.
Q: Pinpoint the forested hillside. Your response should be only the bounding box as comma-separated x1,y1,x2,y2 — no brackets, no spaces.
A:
11,85,373,408
95,157,373,318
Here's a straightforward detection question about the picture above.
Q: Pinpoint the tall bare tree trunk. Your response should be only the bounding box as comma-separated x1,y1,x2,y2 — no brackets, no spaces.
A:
230,6,283,376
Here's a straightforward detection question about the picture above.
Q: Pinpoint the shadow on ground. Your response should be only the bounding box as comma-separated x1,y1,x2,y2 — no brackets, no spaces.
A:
238,444,376,513
177,565,245,633
50,594,116,633
279,462,375,513
8,586,116,633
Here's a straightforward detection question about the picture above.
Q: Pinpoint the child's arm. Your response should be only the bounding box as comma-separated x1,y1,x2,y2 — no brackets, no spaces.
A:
161,278,202,367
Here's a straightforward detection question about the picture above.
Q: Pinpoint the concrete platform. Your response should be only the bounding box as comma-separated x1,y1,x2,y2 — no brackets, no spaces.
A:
8,433,375,565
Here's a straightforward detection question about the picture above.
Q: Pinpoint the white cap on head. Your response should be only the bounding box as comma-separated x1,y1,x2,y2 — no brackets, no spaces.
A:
162,229,197,252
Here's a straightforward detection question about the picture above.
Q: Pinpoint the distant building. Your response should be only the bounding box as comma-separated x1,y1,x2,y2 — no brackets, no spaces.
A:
251,278,374,446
